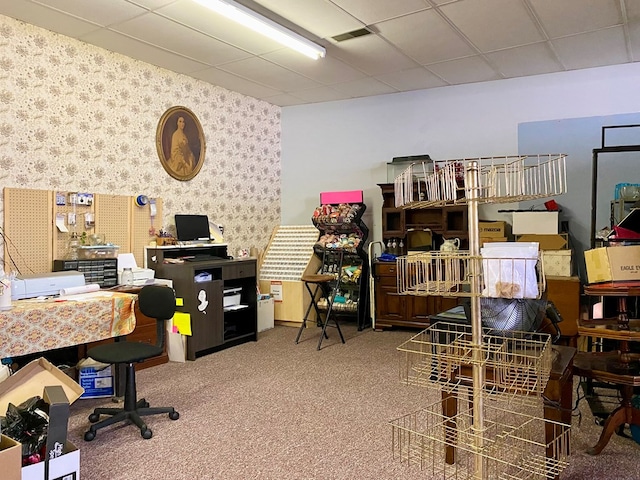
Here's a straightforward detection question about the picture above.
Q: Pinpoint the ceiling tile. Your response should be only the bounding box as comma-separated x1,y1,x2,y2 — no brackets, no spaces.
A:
284,86,352,104
426,55,501,84
376,9,475,65
328,35,419,75
262,49,367,85
440,0,544,52
330,0,430,25
126,0,177,9
260,92,306,106
253,0,362,39
330,77,398,97
33,0,146,25
627,0,640,20
485,42,562,77
219,56,322,91
530,0,622,38
156,0,286,55
552,26,629,70
111,12,250,65
189,67,281,98
0,1,102,37
80,28,208,73
375,67,448,90
629,21,640,62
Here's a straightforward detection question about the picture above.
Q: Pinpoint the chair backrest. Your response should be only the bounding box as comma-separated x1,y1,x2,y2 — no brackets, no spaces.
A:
137,285,176,349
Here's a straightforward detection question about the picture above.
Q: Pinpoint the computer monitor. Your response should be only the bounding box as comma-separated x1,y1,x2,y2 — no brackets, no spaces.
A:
174,214,210,242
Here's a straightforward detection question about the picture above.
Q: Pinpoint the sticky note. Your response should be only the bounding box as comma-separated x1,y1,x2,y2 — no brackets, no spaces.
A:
173,312,191,336
176,297,184,307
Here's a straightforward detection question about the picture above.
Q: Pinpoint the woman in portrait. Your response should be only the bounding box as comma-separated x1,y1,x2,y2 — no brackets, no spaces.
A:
169,116,196,176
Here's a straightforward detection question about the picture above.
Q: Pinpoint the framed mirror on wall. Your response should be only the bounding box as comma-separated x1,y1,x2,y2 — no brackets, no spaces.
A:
156,106,206,181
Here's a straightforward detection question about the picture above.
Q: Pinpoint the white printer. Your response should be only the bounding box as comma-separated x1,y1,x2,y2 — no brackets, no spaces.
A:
11,271,86,300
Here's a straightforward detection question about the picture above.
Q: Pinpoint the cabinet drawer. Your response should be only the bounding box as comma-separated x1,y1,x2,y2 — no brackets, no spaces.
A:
223,261,256,280
375,262,397,276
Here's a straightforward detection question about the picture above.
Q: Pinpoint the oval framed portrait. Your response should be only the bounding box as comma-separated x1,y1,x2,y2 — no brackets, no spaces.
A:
156,106,206,181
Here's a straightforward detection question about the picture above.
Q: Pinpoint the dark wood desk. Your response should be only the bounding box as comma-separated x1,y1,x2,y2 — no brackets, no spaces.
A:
443,345,576,479
577,281,640,455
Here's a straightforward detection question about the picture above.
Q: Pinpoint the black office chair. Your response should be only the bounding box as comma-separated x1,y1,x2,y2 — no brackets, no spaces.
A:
84,285,179,441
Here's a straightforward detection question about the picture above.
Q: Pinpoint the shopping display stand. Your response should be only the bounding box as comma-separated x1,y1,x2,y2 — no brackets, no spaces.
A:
389,155,570,479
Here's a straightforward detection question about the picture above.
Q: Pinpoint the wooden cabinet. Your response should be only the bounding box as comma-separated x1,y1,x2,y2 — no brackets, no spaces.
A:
373,261,457,330
378,183,468,254
147,245,257,360
546,276,581,343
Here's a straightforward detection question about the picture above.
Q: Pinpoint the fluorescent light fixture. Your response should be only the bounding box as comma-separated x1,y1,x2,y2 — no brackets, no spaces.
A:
193,0,326,60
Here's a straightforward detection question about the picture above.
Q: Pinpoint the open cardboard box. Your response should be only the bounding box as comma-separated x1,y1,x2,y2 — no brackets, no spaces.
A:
0,358,84,416
0,434,21,480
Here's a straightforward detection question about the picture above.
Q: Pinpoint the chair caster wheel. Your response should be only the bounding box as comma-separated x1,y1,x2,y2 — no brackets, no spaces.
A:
88,413,100,423
169,411,180,420
141,428,153,439
84,431,96,442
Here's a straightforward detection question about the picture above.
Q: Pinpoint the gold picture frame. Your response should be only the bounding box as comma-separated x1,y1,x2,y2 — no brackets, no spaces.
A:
156,106,206,181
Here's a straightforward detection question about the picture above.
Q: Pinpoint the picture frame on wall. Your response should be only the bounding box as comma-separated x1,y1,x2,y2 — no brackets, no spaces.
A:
156,106,206,181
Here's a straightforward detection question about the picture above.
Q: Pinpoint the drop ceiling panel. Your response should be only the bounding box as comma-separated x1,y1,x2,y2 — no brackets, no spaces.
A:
328,35,419,76
80,28,208,73
190,67,282,98
111,12,250,65
440,0,544,52
427,55,501,84
530,0,622,38
330,77,398,97
485,42,562,77
375,67,448,90
552,27,629,70
284,86,352,104
376,9,476,65
262,49,367,85
219,56,322,91
127,0,177,8
1,1,102,38
330,0,431,25
34,0,146,25
629,22,640,62
253,0,362,39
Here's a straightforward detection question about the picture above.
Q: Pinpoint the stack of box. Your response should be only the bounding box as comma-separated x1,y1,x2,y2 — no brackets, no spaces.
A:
0,358,83,479
511,212,572,277
478,220,508,246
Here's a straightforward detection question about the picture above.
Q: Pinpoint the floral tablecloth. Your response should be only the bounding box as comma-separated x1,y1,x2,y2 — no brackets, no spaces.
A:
0,292,136,358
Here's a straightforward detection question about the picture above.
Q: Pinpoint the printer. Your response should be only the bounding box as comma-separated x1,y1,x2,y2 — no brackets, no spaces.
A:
11,271,86,300
117,253,155,286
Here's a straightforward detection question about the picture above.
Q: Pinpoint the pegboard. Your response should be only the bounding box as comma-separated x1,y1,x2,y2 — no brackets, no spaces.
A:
52,191,95,260
95,194,131,255
3,188,52,275
3,187,163,275
131,198,163,268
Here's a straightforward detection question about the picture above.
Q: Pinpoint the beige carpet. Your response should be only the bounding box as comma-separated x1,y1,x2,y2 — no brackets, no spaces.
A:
67,325,640,479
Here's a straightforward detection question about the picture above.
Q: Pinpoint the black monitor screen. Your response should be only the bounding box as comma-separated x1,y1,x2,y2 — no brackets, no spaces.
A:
175,214,210,242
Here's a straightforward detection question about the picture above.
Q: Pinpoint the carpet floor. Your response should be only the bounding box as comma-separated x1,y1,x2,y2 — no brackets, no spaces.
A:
67,325,640,479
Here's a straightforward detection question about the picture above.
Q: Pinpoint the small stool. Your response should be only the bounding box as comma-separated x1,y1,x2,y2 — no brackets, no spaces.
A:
295,273,345,350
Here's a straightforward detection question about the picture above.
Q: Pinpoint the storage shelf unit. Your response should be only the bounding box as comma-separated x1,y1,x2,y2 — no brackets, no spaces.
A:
389,154,569,480
258,226,321,327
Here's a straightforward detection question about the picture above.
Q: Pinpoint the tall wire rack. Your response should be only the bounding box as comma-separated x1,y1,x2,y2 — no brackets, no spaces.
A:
389,155,569,480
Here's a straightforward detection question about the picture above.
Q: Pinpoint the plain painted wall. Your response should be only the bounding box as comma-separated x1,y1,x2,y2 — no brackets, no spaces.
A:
281,62,640,248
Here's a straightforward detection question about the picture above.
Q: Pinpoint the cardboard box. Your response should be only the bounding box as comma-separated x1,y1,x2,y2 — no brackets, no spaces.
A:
516,233,569,250
21,441,80,480
542,250,572,277
78,361,113,399
512,211,559,235
258,296,274,332
0,434,21,480
478,221,507,237
480,236,507,247
585,245,640,283
0,358,83,416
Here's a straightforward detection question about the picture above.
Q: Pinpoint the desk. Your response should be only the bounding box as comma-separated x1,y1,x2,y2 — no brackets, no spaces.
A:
576,281,640,455
443,345,576,479
0,292,136,359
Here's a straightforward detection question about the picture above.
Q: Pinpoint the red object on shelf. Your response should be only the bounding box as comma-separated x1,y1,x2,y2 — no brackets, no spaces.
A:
544,199,559,211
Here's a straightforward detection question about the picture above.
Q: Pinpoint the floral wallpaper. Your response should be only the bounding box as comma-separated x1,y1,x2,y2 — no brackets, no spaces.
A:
0,15,281,259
